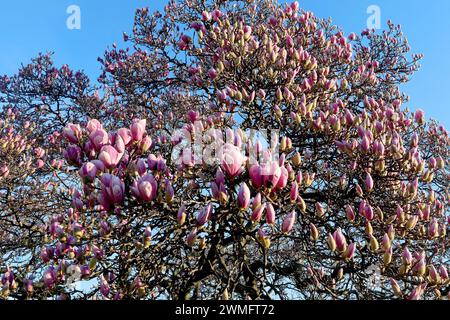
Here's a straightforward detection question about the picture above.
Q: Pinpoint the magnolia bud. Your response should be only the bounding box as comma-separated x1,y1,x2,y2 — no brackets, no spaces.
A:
327,233,337,252
266,203,276,225
368,235,379,252
292,152,302,166
177,205,187,225
290,182,298,203
281,211,296,234
345,205,355,222
402,247,413,265
315,202,325,218
257,229,271,249
309,223,319,241
387,224,395,241
384,246,393,265
251,203,266,222
428,265,440,284
298,196,307,213
237,182,251,210
365,172,374,191
390,278,402,297
343,243,356,261
186,228,197,247
365,221,373,235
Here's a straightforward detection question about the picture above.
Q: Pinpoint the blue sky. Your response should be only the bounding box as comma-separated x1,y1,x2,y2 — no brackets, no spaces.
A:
0,0,448,127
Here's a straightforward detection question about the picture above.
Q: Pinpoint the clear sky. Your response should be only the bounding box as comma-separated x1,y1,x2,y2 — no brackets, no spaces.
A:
0,0,448,127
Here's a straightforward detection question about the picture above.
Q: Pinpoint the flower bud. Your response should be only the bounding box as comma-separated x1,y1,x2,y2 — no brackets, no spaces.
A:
309,223,319,241
364,172,374,192
428,265,440,284
315,202,325,218
257,229,271,249
345,205,355,222
266,203,276,225
327,233,336,252
390,278,402,297
439,265,448,280
402,247,413,265
238,182,251,210
384,246,393,265
251,203,266,222
292,152,302,166
333,229,347,252
186,228,197,247
343,243,356,261
290,182,298,202
281,210,296,234
369,235,379,252
177,205,187,225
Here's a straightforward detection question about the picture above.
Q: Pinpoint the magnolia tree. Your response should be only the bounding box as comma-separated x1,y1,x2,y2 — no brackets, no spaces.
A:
0,0,449,300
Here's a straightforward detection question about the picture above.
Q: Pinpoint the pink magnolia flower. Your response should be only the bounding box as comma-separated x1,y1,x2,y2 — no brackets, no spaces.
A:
63,145,82,166
382,233,391,251
428,265,440,283
79,162,97,181
327,233,337,251
131,119,147,141
249,164,264,188
117,128,132,145
364,203,374,221
360,135,371,152
72,189,84,211
36,159,45,169
114,135,126,153
390,278,402,296
43,267,57,288
252,193,262,211
89,129,109,150
187,110,200,122
207,69,217,80
24,279,33,294
414,109,425,124
34,147,45,158
131,174,158,202
98,145,121,169
262,161,282,187
212,9,222,21
315,202,325,218
63,123,82,143
86,119,103,133
202,11,211,21
220,143,246,178
140,136,152,153
98,174,125,209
